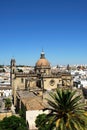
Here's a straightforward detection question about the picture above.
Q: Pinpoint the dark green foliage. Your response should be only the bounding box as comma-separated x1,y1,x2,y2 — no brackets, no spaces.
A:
5,98,12,110
35,114,55,130
19,109,26,119
3,69,5,72
0,115,28,130
0,65,3,68
18,69,23,72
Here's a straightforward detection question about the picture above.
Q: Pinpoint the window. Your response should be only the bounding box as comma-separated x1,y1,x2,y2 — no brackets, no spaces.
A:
21,78,24,83
50,79,55,86
13,69,14,74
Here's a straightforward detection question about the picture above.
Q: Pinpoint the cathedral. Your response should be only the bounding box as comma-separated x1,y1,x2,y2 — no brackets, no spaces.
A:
10,51,72,106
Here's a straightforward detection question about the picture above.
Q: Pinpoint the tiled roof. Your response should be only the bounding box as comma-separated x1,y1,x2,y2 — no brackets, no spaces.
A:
22,96,45,110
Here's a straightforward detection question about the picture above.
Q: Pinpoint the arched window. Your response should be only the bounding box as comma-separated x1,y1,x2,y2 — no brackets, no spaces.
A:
13,69,14,74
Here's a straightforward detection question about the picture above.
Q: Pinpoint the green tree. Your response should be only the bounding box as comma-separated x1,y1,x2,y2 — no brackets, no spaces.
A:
5,98,12,110
35,89,87,130
0,115,28,130
35,113,55,130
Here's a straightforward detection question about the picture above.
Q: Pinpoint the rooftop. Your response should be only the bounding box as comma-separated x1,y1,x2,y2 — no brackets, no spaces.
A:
22,96,45,110
16,90,47,110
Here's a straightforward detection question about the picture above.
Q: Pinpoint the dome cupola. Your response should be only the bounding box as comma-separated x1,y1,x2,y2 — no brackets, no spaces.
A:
36,51,50,67
35,51,51,74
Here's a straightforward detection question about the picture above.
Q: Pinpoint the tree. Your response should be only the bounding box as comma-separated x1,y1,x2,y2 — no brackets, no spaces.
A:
67,64,70,71
5,98,12,110
35,89,87,130
3,69,5,72
0,115,28,130
18,69,23,72
35,114,55,130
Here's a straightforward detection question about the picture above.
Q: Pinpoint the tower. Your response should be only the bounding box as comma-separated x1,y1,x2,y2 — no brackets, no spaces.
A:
10,59,16,104
11,59,16,73
10,59,16,85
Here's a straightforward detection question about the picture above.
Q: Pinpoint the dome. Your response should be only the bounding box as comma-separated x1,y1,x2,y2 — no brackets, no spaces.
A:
36,58,50,67
35,51,50,67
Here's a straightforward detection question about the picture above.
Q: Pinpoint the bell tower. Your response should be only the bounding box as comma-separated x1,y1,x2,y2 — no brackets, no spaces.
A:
10,59,16,105
11,59,16,73
10,59,16,87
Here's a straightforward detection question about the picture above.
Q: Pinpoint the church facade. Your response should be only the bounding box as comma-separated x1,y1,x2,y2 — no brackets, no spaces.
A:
10,51,73,106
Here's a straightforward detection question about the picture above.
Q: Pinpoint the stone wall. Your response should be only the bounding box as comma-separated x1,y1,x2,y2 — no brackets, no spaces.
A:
0,112,12,120
44,77,62,90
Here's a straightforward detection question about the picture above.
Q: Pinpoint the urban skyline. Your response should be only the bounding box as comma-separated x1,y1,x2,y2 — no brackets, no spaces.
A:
0,0,87,66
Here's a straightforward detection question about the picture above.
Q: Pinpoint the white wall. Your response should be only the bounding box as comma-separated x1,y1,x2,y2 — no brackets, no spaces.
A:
26,110,49,130
0,89,12,97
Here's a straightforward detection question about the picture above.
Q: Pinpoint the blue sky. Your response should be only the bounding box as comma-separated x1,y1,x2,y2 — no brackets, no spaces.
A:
0,0,87,66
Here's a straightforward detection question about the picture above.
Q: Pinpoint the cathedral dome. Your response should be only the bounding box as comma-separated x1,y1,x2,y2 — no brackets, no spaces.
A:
36,51,50,67
36,58,50,67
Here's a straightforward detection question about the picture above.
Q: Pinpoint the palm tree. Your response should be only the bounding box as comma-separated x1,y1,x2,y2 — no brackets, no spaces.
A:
37,89,87,130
